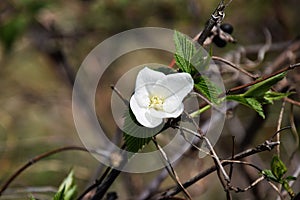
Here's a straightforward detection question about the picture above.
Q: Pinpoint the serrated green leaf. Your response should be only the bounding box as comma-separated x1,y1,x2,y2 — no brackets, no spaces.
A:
123,108,162,153
226,72,291,118
53,170,77,200
123,134,153,153
262,169,278,182
174,30,196,74
226,95,265,118
194,76,222,104
271,155,287,180
244,72,286,98
245,98,265,118
190,48,211,72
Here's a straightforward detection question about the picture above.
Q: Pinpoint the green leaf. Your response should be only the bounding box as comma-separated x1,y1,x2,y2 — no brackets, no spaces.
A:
262,169,278,182
123,108,162,153
123,134,152,154
226,95,265,118
245,98,265,118
226,73,290,118
282,180,295,198
53,170,77,200
263,91,292,104
194,76,222,104
271,155,287,180
174,30,196,74
29,195,37,200
190,48,211,72
243,72,286,98
286,176,297,181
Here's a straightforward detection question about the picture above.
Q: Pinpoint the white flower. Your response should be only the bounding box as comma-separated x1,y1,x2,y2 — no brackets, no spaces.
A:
130,67,194,128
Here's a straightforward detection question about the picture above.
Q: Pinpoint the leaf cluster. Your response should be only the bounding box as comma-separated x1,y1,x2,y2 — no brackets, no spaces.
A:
226,72,290,118
262,156,297,198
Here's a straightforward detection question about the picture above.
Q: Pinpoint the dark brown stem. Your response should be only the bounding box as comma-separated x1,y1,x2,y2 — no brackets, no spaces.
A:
197,1,226,45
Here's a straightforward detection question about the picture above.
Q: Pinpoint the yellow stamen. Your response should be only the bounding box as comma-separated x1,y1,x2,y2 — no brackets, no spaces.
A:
149,96,164,110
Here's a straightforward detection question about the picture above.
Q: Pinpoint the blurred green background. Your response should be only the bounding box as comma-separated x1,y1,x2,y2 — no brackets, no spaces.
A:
0,0,299,199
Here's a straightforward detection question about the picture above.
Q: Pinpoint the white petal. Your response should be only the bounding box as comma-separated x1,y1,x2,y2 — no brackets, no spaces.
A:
134,86,150,108
156,72,194,102
149,103,184,118
149,84,173,99
149,84,183,113
130,95,163,128
163,95,181,113
135,67,165,91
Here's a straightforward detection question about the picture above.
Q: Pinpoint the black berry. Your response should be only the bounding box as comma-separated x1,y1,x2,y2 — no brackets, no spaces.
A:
220,23,234,34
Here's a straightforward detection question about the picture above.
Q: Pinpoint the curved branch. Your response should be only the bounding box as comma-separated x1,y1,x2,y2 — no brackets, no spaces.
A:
0,146,89,196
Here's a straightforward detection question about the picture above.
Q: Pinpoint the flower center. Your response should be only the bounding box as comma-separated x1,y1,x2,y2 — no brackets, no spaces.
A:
149,95,164,110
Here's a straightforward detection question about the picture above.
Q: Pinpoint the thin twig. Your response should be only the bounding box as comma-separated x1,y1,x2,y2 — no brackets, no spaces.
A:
229,136,235,179
212,56,258,79
222,160,262,173
268,181,285,200
220,160,264,194
174,126,230,182
213,158,232,200
275,100,286,156
289,103,299,148
230,176,265,193
226,63,300,95
257,28,272,63
271,126,291,140
156,140,280,197
0,146,89,196
189,92,225,116
110,84,129,106
152,138,192,200
285,97,300,107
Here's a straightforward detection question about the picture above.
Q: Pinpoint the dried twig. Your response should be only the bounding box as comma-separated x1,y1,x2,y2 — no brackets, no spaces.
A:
154,140,279,198
275,100,286,156
174,126,230,182
212,56,258,79
152,138,192,200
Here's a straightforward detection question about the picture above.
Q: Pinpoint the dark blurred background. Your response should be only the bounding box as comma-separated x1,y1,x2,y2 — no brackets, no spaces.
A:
0,0,299,199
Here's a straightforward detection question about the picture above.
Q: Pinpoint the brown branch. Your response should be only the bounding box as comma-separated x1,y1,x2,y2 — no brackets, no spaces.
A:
169,0,229,68
153,140,279,198
152,138,192,200
226,63,300,95
285,97,300,107
0,146,89,196
212,56,258,79
197,1,227,45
